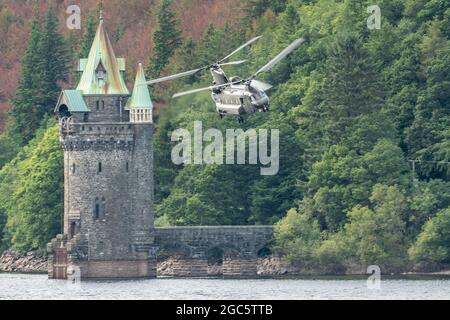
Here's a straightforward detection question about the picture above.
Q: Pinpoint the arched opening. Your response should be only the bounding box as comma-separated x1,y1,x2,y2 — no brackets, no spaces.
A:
257,246,272,258
157,243,190,261
70,221,77,238
57,104,71,118
206,247,224,266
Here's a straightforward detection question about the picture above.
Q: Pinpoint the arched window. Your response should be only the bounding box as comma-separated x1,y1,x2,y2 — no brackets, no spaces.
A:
57,104,71,118
96,62,106,80
94,198,100,220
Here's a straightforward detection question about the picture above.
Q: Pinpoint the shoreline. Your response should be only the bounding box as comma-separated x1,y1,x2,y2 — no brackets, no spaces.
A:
2,250,450,278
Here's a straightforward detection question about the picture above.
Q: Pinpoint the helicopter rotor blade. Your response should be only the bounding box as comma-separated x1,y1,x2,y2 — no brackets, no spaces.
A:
249,79,273,91
173,81,242,98
218,36,261,64
172,86,214,98
219,60,247,67
253,38,305,78
140,60,247,86
141,67,205,86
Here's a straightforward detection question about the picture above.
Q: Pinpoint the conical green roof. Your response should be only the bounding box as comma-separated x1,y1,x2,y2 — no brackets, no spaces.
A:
76,17,129,95
128,63,153,109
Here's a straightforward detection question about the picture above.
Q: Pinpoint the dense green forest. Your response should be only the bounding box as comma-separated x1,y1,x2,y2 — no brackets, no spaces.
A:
0,0,449,273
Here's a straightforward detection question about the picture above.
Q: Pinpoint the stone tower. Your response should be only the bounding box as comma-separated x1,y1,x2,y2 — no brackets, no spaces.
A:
48,14,156,279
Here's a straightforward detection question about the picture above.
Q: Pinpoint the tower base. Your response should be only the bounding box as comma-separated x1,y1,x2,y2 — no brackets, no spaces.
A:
74,259,157,279
47,235,157,280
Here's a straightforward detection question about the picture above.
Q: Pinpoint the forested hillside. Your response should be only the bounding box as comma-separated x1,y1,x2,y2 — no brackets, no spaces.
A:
0,0,449,273
0,0,244,130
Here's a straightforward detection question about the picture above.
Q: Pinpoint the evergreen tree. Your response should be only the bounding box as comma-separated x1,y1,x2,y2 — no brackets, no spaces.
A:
198,25,225,65
10,6,68,144
244,0,286,20
9,12,44,142
177,38,200,84
146,0,182,79
322,32,383,127
406,43,450,178
38,5,69,113
79,12,96,58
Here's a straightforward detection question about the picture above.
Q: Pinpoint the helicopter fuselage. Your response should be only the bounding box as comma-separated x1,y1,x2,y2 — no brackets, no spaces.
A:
210,66,269,117
212,83,269,116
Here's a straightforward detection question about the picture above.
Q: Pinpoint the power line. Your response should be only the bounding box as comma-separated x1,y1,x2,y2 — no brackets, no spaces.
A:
408,160,450,165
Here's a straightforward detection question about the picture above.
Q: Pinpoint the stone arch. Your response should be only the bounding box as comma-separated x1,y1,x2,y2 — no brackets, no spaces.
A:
257,246,272,257
157,242,191,261
205,246,224,266
209,243,241,260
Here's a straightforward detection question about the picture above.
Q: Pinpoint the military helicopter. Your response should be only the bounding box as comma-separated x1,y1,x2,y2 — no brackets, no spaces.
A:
142,36,306,122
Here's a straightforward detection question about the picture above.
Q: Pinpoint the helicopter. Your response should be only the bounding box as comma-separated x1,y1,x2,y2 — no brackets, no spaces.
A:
142,36,306,123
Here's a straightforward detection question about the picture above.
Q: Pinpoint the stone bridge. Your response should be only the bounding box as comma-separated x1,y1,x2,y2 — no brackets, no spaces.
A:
154,226,274,277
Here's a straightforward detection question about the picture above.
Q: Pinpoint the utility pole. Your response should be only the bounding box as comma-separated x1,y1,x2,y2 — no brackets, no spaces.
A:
409,160,417,187
409,159,450,187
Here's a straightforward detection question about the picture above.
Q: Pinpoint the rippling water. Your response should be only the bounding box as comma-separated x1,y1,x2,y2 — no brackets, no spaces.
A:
1,273,450,300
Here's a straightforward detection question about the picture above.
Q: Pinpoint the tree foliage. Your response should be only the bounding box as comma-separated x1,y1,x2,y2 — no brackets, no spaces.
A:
0,121,62,253
146,0,182,79
1,0,450,273
9,6,68,144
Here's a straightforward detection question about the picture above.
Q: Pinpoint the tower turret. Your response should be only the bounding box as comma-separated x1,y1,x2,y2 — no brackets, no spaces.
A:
128,63,153,123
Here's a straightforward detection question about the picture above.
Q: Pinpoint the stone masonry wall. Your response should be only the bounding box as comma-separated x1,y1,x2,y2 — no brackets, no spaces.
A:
155,226,274,258
154,226,273,277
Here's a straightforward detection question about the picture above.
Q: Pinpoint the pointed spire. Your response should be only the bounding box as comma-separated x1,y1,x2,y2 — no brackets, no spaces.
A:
76,11,129,95
99,0,104,22
128,63,153,110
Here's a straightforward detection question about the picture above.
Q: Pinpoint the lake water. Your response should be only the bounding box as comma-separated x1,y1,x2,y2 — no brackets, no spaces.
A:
1,273,450,300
